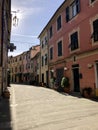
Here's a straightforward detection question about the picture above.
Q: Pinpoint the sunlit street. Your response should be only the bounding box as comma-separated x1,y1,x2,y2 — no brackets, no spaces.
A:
8,84,98,130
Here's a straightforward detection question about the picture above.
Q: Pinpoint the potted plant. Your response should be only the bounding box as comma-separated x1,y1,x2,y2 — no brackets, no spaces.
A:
82,87,93,98
61,77,70,93
3,88,10,99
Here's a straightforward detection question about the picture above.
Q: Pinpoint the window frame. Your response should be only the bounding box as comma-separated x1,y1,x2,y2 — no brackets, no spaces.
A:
57,40,62,57
69,31,79,51
90,0,96,3
91,19,98,43
93,19,98,42
42,56,44,66
50,47,53,60
44,54,48,65
57,15,62,31
66,0,80,22
49,26,53,38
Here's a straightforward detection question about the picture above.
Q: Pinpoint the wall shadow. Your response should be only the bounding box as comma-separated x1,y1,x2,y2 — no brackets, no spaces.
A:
0,97,12,130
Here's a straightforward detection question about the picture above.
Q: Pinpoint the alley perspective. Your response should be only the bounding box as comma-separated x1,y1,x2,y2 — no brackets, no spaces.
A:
0,84,98,130
1,0,98,130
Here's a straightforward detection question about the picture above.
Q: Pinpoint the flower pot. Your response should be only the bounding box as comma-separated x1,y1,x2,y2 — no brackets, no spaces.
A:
3,90,10,99
64,87,70,93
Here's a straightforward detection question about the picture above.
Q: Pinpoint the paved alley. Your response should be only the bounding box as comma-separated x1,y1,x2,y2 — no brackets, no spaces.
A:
6,84,98,129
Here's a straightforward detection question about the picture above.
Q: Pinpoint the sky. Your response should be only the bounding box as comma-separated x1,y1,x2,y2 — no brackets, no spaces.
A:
9,0,65,56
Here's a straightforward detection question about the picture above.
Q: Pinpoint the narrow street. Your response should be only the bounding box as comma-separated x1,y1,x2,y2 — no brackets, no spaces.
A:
8,84,98,130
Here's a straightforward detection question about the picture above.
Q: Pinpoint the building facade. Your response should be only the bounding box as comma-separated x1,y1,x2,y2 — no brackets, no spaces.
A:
0,0,11,96
8,53,23,83
8,0,98,97
30,45,40,85
38,30,49,87
8,45,40,85
39,0,98,96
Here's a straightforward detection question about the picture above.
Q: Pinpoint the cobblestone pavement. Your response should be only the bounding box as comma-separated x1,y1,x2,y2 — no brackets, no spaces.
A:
6,84,98,130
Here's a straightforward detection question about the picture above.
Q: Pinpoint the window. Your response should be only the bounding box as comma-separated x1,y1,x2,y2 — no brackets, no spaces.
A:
15,67,17,72
57,15,62,30
28,63,30,69
15,58,17,62
19,66,21,72
26,64,28,69
58,41,62,56
42,56,44,66
66,0,80,22
41,41,44,48
45,37,47,45
70,32,79,51
50,47,53,60
71,2,77,17
12,68,13,73
91,19,98,42
91,0,96,3
49,26,53,38
20,56,21,60
42,73,44,83
44,54,47,65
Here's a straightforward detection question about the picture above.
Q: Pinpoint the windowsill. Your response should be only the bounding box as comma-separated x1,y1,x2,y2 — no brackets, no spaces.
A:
56,27,62,33
92,40,98,46
69,48,80,54
68,14,79,23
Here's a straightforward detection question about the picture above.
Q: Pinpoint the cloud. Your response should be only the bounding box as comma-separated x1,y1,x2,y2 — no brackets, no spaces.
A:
11,33,37,38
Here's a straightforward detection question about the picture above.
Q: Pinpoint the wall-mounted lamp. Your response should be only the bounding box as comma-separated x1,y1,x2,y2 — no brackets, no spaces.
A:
51,69,54,72
87,64,93,69
64,67,68,71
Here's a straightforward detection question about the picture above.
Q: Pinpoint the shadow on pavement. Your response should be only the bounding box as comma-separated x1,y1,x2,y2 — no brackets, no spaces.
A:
0,97,12,130
60,91,98,102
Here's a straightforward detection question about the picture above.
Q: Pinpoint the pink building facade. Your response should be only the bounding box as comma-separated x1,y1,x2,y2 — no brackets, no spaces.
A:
41,0,98,96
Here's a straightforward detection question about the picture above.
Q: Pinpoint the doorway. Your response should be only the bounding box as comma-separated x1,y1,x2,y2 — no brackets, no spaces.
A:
72,64,80,92
56,68,64,86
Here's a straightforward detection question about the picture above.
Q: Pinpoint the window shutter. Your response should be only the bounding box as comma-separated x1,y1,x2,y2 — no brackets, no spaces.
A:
58,41,62,56
93,19,98,33
91,0,95,3
76,0,80,13
75,32,78,48
93,19,98,42
71,32,78,50
66,7,69,22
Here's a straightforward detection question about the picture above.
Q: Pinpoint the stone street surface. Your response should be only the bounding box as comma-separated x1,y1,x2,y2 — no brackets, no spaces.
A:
9,84,98,130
